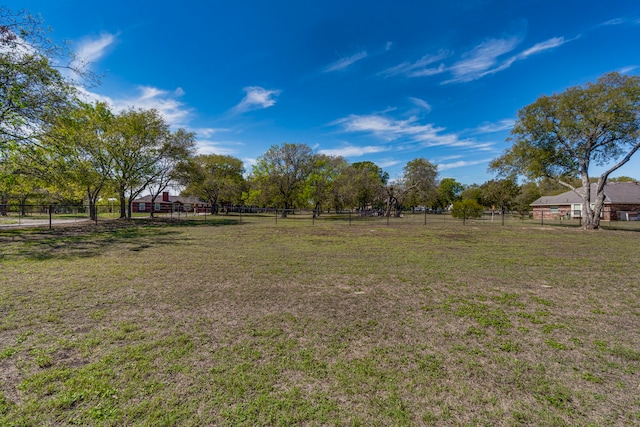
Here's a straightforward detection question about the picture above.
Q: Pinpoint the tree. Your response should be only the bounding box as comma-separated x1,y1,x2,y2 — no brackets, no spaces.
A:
0,153,8,215
0,149,45,215
109,108,192,219
513,181,542,216
350,161,388,211
460,184,482,205
44,102,115,220
536,176,578,196
144,128,195,217
384,158,437,217
250,143,315,217
436,178,463,209
327,162,359,212
1,7,90,152
490,72,640,229
403,158,439,209
180,153,245,214
305,154,347,215
480,178,520,214
451,199,483,224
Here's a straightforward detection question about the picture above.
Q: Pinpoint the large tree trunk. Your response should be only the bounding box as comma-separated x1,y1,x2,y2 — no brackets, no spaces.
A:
119,190,127,219
87,187,101,221
19,196,27,216
88,198,96,221
149,195,157,218
394,203,402,217
584,183,607,230
579,163,599,230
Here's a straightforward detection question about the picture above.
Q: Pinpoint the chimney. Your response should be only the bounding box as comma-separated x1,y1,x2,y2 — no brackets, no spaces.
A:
162,192,169,202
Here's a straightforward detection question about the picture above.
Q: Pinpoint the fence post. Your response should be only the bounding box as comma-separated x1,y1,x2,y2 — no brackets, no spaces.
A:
49,204,53,230
349,210,352,226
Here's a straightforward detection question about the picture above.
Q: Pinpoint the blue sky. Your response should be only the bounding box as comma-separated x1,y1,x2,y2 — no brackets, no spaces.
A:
8,0,640,184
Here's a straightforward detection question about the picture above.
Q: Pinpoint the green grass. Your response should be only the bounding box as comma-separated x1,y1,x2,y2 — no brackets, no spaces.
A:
1,217,639,425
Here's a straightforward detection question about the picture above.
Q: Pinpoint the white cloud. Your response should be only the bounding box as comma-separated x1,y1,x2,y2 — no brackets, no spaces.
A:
473,119,515,134
381,51,449,78
333,113,495,152
386,35,568,84
335,114,447,144
437,158,494,171
434,154,463,162
600,18,625,26
79,85,192,127
324,51,368,72
75,32,117,64
231,86,281,114
445,36,569,83
121,86,191,125
408,97,432,112
618,65,639,74
319,144,388,157
193,127,229,138
335,114,441,137
75,86,114,105
378,159,402,169
447,37,521,83
518,37,566,58
196,140,241,156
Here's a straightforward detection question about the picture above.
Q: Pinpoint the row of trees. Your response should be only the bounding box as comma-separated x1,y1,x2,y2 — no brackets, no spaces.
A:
181,145,439,218
1,102,195,219
2,8,640,228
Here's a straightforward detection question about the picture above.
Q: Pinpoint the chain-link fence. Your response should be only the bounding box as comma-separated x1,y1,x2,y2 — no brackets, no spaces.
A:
2,203,639,232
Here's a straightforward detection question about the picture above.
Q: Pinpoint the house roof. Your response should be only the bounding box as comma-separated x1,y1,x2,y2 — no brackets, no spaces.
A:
531,182,640,206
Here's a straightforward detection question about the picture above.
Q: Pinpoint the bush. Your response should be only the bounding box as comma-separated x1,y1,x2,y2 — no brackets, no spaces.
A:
451,199,483,219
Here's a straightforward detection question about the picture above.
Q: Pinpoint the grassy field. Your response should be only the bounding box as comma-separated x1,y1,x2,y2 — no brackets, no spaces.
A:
1,217,639,426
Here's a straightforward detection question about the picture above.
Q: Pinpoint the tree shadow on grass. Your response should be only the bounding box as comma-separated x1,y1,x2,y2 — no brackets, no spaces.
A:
0,218,242,261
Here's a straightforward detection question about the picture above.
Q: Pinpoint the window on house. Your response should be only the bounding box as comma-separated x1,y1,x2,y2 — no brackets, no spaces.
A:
154,203,161,211
572,204,581,217
550,205,558,214
139,202,146,211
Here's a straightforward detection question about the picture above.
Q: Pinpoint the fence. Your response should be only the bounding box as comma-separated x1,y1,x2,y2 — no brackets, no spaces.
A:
189,208,640,231
150,207,640,231
2,204,639,232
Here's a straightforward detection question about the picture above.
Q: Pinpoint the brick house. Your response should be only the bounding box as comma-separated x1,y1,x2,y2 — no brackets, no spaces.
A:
132,192,208,214
530,182,640,221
